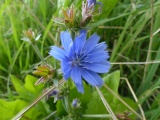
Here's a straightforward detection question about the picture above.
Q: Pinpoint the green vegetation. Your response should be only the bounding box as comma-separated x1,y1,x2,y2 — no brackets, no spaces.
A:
0,0,160,119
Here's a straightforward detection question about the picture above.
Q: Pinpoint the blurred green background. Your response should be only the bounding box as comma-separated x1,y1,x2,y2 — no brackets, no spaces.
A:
0,0,160,119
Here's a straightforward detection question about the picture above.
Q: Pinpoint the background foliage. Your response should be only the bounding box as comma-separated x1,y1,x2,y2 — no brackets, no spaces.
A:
0,0,160,119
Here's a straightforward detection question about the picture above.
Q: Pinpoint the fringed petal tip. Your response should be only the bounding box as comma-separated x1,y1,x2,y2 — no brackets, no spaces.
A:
75,83,84,93
49,46,66,60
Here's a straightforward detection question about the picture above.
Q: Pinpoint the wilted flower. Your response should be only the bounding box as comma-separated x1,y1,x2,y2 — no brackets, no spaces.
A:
49,31,110,93
62,5,75,27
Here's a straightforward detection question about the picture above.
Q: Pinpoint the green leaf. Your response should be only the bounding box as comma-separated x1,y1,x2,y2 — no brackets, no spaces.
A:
24,75,44,95
69,81,92,112
11,75,28,98
85,71,137,120
10,75,51,119
56,100,67,117
0,99,41,120
102,71,120,93
11,75,44,100
23,106,42,120
0,99,26,120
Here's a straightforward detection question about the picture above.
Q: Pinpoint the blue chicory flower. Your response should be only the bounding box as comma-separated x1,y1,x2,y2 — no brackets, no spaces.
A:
87,0,102,8
88,0,96,7
49,31,110,93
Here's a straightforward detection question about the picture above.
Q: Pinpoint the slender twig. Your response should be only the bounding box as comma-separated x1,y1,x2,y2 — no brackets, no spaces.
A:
0,75,8,81
44,111,57,120
12,80,65,120
98,26,123,29
111,61,160,65
121,77,146,120
140,49,159,53
103,84,143,119
95,87,118,120
153,28,160,36
82,114,111,118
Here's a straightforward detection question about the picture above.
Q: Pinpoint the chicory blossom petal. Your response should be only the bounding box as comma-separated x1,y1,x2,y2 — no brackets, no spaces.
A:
87,0,103,13
88,0,102,7
88,0,97,7
49,31,110,93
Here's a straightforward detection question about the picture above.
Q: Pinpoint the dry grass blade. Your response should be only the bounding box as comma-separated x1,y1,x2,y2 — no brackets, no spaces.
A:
153,28,160,36
44,111,57,120
111,61,160,65
82,114,111,118
95,87,118,120
98,26,124,29
121,77,146,120
103,84,143,119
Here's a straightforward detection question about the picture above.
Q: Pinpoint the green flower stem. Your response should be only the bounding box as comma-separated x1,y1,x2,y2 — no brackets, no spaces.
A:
67,95,72,114
62,92,72,115
31,43,45,63
71,30,75,40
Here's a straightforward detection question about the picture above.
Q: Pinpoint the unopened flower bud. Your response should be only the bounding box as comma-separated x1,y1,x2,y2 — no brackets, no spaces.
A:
72,98,81,108
21,29,41,43
33,65,55,85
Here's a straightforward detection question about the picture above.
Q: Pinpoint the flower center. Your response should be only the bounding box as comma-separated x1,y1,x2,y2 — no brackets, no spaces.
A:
72,58,80,66
72,55,81,66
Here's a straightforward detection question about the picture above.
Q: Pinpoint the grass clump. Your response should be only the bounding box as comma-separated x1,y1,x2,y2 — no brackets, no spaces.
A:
0,0,160,119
